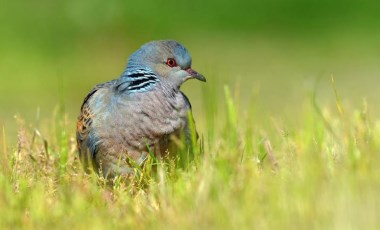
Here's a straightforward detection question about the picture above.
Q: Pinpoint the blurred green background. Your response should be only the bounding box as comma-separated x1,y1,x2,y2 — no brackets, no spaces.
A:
1,0,380,140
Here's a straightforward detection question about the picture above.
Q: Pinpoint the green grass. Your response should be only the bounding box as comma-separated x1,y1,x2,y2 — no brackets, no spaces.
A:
1,84,380,229
2,1,380,228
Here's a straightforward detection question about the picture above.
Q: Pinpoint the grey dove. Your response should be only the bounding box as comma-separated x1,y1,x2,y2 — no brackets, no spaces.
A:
76,40,206,178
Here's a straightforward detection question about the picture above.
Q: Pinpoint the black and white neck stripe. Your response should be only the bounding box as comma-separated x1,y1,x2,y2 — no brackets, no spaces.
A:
116,68,160,93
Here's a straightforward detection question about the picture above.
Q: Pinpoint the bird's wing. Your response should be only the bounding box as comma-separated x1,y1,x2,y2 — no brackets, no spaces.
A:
76,81,114,169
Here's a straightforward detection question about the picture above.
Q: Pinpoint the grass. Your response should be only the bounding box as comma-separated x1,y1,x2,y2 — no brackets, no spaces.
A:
1,83,380,230
2,1,380,228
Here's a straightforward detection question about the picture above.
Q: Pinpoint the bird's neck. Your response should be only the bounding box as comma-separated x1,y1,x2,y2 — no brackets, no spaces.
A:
116,66,181,94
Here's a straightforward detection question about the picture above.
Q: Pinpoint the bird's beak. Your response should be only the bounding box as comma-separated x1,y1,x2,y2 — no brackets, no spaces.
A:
185,68,206,82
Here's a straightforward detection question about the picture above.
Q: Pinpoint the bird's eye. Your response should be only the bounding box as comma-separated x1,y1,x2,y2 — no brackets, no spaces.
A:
166,58,177,67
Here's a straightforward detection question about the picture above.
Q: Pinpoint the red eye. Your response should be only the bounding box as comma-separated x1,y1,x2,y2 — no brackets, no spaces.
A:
166,58,177,67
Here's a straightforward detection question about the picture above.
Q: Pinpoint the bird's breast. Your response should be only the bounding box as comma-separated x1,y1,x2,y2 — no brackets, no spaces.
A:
92,88,189,153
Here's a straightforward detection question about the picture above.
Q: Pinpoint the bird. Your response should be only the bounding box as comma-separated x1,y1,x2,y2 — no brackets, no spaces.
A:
76,40,206,179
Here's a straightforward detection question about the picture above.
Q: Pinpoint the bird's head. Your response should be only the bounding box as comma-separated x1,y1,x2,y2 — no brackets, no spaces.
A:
126,40,206,88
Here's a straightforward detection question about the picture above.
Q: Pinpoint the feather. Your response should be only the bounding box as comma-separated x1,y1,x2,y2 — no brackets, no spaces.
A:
76,81,114,168
116,68,160,93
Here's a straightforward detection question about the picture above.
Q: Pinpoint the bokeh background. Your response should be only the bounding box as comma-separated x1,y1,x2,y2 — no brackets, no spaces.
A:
1,0,380,142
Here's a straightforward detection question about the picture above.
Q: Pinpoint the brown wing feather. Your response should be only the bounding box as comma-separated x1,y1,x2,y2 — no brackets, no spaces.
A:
76,81,115,165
